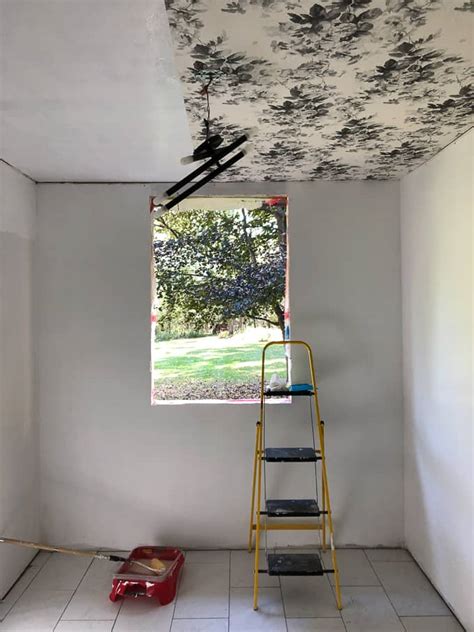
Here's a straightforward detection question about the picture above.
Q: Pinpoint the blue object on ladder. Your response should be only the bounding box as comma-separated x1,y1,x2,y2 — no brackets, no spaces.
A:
289,383,313,392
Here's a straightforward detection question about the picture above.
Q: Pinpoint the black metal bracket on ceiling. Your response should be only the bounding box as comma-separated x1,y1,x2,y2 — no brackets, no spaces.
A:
153,133,249,213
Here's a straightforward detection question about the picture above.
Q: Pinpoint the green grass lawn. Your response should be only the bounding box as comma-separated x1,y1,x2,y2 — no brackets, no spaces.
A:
154,335,287,383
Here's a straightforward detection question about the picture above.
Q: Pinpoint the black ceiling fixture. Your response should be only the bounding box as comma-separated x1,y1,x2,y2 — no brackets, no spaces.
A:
154,76,249,212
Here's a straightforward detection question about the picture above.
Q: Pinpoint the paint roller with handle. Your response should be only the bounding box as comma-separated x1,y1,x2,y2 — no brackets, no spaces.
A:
0,537,167,575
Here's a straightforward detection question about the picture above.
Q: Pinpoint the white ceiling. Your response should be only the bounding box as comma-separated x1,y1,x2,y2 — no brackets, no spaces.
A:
0,0,193,182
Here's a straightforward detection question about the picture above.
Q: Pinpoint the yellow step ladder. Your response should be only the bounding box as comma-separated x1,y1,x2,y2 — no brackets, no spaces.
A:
248,340,342,611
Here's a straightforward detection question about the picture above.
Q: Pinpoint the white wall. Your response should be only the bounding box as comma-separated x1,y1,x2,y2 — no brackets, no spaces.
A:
35,180,403,550
401,130,473,630
0,161,39,598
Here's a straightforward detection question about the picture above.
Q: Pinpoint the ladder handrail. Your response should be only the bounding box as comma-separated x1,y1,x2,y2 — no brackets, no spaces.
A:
259,339,313,421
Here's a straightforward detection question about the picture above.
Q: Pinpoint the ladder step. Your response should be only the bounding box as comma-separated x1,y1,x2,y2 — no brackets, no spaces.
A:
264,448,319,462
266,499,320,517
267,553,324,576
264,389,313,397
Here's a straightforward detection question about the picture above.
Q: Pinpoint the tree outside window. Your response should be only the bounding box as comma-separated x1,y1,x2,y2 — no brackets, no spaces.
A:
152,196,289,403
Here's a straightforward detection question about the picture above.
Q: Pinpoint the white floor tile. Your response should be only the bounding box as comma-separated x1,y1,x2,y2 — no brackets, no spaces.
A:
322,549,379,586
174,563,229,619
0,588,73,631
171,619,228,632
372,561,451,616
0,568,41,620
287,618,345,631
280,575,339,618
341,586,404,632
0,549,460,631
230,551,279,588
60,559,120,621
230,587,286,632
69,558,118,591
185,551,230,566
27,554,91,591
55,622,114,631
365,549,412,562
113,598,175,631
61,590,120,622
400,616,465,631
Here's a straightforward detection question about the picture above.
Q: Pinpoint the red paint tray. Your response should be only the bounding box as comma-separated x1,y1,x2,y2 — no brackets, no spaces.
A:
109,546,184,605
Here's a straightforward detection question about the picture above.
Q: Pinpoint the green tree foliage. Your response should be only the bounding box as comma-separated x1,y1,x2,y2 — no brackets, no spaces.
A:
153,199,287,336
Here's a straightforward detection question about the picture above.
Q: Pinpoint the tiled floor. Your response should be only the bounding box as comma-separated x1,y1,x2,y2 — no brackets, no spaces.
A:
0,549,464,631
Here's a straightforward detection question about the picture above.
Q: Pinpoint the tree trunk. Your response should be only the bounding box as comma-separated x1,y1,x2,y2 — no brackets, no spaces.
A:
272,208,287,258
273,303,285,338
241,208,257,264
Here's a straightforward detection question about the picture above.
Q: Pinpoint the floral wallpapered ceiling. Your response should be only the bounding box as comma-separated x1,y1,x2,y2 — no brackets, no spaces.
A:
165,0,473,181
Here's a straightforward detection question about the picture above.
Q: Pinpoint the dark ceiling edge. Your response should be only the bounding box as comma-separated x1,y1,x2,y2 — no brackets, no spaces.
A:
0,158,37,183
34,178,398,185
36,181,176,185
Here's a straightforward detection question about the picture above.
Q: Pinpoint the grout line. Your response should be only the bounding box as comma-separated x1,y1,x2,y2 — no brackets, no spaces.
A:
278,575,289,632
326,584,384,587
228,551,231,631
325,574,348,632
110,555,128,631
172,617,229,620
98,546,410,553
0,566,38,601
286,615,348,619
365,552,465,628
363,549,405,626
398,616,465,632
397,614,464,618
167,557,183,632
110,598,124,631
403,552,464,623
29,550,52,569
319,549,347,629
53,555,94,631
0,564,43,622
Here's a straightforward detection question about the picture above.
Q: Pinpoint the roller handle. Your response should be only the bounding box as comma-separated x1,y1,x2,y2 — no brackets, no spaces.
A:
0,537,162,574
0,537,99,558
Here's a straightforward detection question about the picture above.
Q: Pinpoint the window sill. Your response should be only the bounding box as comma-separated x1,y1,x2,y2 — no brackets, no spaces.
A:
151,397,291,406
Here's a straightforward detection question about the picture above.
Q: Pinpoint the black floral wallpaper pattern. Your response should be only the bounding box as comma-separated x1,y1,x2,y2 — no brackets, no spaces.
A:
165,0,473,180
